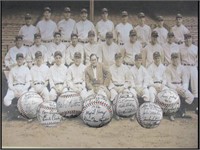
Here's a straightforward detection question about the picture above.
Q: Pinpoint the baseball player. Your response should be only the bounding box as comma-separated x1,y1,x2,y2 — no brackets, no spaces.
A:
142,30,164,68
153,16,168,46
129,54,152,103
122,29,143,67
27,33,48,68
163,32,180,66
57,7,76,47
135,12,151,47
96,8,115,43
179,33,198,98
4,53,31,118
115,11,133,46
36,7,58,50
99,32,120,66
74,8,96,44
65,33,84,66
85,54,111,99
84,30,102,66
29,51,50,101
49,32,66,65
49,51,68,101
18,13,38,48
171,13,190,44
67,52,88,99
165,52,194,119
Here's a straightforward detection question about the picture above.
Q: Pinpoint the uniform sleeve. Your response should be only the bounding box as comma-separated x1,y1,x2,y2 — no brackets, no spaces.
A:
73,23,78,34
148,26,152,42
24,68,31,89
181,66,188,90
129,69,135,88
141,46,147,67
97,45,103,63
143,68,150,88
49,68,55,89
108,67,115,90
65,47,73,66
18,27,23,35
147,66,154,85
4,50,11,68
165,67,176,89
66,67,73,89
8,69,15,90
124,66,132,88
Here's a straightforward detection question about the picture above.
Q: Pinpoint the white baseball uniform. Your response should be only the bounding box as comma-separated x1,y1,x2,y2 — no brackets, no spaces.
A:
4,65,31,106
153,27,168,45
65,43,84,66
115,22,133,45
165,64,194,104
162,42,180,66
99,42,120,66
29,64,50,101
142,42,164,68
172,24,190,43
135,24,151,44
109,64,136,101
49,64,68,101
179,43,198,97
67,63,88,99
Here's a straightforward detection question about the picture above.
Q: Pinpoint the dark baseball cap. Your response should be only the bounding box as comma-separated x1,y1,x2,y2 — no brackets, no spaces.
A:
157,16,164,21
15,35,23,41
25,13,32,20
115,53,122,59
129,29,137,36
71,33,78,38
88,30,95,36
74,52,82,58
138,12,145,18
176,13,183,19
54,31,61,37
106,32,113,38
44,7,51,12
171,52,179,59
35,51,43,58
167,32,175,37
16,53,24,59
101,8,108,13
54,51,62,57
151,31,159,37
81,8,88,13
64,7,71,12
34,33,41,39
184,33,192,39
153,51,161,58
121,11,128,17
135,53,142,60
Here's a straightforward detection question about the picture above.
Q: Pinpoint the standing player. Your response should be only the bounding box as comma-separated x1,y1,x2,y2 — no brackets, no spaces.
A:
57,7,76,48
19,13,38,48
171,14,190,44
74,8,96,44
36,7,58,50
135,12,151,47
96,8,115,43
115,11,133,46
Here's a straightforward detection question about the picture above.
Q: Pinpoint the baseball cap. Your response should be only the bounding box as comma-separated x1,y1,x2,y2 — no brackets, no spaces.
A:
184,33,192,39
151,31,159,37
16,53,24,59
64,7,71,12
106,32,113,38
135,53,142,60
35,51,43,58
54,51,62,57
101,8,108,13
138,12,145,18
34,33,41,39
153,51,161,58
44,7,51,12
15,35,23,41
167,32,175,37
25,13,32,20
54,31,61,37
176,13,183,19
129,29,137,36
121,11,128,17
81,8,88,13
171,52,179,59
88,30,95,37
115,53,122,59
74,52,81,58
71,33,78,38
157,16,164,21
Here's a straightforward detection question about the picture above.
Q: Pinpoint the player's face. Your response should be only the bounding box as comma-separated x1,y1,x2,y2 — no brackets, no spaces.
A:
168,36,175,44
154,57,161,65
74,57,81,66
122,16,128,23
151,37,157,44
71,36,78,45
16,39,23,48
171,58,179,66
176,18,182,26
185,37,192,46
115,57,123,67
63,12,71,19
158,21,164,27
139,17,145,24
80,12,88,21
90,55,98,67
16,57,24,66
130,35,137,43
102,12,108,20
88,35,95,43
106,37,113,45
54,34,61,44
54,55,62,66
44,11,51,20
135,59,142,67
36,56,43,65
35,37,41,45
25,19,32,26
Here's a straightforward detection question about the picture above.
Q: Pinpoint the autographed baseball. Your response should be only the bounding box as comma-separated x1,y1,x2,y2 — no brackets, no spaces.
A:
37,101,62,127
81,94,113,128
155,89,180,114
17,92,44,119
57,91,83,118
136,102,163,129
113,92,139,117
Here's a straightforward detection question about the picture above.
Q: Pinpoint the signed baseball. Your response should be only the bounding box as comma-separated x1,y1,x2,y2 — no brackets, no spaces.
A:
113,91,139,117
155,89,180,114
37,101,62,127
136,102,163,129
81,94,113,128
57,91,83,118
17,92,44,119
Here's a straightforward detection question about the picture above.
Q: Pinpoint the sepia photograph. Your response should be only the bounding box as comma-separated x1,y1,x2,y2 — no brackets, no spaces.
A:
1,0,199,148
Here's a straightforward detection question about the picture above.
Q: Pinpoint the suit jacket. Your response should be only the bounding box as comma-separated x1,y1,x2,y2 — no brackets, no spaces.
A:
85,63,111,90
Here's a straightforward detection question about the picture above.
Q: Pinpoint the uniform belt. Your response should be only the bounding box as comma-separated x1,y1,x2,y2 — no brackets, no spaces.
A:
120,43,124,46
114,84,124,87
123,62,134,66
55,82,64,85
175,41,183,45
79,41,88,44
171,82,182,84
154,81,162,84
42,40,53,43
182,63,195,66
34,82,44,85
62,40,71,42
13,83,25,86
101,39,105,42
74,82,82,84
24,44,33,47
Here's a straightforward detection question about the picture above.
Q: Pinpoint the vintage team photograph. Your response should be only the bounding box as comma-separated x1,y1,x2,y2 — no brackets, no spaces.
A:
1,0,199,148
